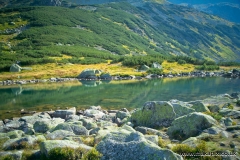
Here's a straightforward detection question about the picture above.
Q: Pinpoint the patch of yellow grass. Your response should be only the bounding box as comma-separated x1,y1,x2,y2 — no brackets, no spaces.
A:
0,62,141,81
162,61,194,74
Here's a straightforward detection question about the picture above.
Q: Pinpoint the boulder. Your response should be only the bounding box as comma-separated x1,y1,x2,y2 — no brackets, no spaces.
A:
181,137,198,148
135,126,169,139
151,62,162,69
100,73,112,79
167,112,218,140
170,100,195,118
77,69,101,79
116,110,131,120
33,118,64,133
19,114,52,125
51,123,88,135
0,130,24,139
52,107,76,119
10,64,22,72
46,130,75,140
40,140,92,157
203,126,222,135
96,125,182,160
220,108,240,119
144,135,159,145
3,135,38,150
189,101,210,112
84,109,105,119
0,151,23,160
131,101,176,128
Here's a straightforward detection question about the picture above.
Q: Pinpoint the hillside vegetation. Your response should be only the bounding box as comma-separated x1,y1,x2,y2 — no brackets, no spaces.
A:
0,1,240,73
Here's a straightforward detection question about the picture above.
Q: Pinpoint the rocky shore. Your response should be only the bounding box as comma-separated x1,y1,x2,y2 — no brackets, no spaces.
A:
1,68,239,86
0,92,240,160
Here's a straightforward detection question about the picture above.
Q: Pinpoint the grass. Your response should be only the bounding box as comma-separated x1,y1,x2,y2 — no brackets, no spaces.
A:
0,60,198,81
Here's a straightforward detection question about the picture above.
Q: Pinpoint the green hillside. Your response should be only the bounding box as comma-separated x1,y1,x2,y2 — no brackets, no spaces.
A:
0,1,239,71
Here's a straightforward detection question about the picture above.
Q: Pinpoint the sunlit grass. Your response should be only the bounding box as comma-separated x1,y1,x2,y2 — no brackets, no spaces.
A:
162,61,195,74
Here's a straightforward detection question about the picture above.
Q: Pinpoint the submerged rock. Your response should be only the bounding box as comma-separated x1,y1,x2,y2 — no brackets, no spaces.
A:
167,112,218,140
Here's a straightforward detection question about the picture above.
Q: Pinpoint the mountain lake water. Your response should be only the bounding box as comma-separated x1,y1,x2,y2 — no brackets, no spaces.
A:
0,77,239,119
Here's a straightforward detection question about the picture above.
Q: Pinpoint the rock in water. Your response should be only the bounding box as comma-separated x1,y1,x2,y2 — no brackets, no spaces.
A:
96,125,182,160
131,101,176,128
167,112,217,140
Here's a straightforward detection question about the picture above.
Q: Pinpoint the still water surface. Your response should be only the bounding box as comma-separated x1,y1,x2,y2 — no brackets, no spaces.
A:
0,77,239,119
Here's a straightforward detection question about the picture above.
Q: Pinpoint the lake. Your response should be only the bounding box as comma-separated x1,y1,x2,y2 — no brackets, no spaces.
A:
0,77,239,119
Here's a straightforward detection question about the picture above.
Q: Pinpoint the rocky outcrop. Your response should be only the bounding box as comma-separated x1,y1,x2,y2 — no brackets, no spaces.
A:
167,112,218,140
96,125,183,160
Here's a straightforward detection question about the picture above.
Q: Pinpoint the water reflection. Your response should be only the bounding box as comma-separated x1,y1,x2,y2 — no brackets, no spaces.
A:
0,77,239,117
79,79,111,87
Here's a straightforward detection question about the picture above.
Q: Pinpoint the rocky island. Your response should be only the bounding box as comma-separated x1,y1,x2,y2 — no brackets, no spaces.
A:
0,92,239,160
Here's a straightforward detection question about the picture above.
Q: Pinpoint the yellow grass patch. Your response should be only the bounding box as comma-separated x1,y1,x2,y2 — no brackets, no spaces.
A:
162,61,194,74
0,62,140,81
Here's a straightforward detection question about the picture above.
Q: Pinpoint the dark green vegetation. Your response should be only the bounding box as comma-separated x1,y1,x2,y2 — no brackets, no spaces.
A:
0,1,240,72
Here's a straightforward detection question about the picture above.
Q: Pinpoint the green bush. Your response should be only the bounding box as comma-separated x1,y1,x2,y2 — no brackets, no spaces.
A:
147,68,163,75
177,59,186,64
203,111,222,121
82,148,102,160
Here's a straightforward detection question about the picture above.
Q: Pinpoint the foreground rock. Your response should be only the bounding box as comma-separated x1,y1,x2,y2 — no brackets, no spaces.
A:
96,125,182,160
40,140,92,157
131,101,176,128
167,112,218,140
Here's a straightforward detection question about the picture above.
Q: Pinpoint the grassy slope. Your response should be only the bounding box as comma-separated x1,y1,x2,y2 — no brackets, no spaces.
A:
0,2,240,77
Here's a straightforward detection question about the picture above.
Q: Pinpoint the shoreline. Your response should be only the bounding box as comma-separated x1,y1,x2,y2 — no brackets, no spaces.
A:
0,93,239,159
0,69,239,86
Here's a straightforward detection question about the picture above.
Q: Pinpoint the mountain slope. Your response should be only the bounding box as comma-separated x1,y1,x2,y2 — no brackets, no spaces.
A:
0,1,240,71
167,0,240,23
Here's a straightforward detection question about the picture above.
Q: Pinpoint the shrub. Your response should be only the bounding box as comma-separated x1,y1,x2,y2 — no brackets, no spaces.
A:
0,155,14,160
82,148,102,160
48,147,84,160
227,104,234,109
177,59,186,64
203,111,222,121
158,137,166,148
147,68,163,75
172,144,194,154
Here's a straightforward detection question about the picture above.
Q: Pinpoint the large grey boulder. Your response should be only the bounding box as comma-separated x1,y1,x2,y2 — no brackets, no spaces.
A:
189,101,210,112
33,118,64,133
19,114,52,125
10,64,22,72
77,69,101,79
40,140,92,157
170,100,195,118
167,112,218,140
84,109,105,119
96,125,182,160
219,108,240,119
131,101,176,128
51,123,88,135
46,130,75,140
52,107,76,119
0,130,24,139
3,135,38,150
135,126,169,139
0,151,23,160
